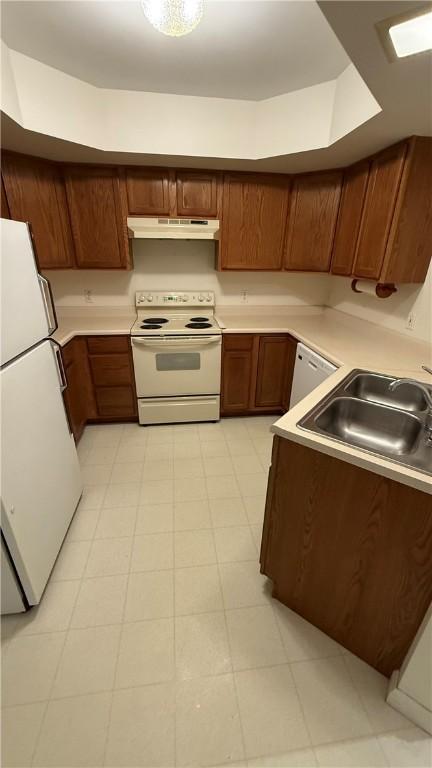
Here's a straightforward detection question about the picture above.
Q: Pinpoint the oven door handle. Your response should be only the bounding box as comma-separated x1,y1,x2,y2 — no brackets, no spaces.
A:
131,336,221,349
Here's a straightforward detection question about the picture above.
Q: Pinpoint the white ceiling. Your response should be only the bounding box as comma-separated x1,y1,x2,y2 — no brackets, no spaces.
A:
0,0,350,100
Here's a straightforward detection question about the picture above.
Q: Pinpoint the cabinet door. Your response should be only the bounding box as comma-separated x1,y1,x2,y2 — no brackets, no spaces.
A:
221,335,254,414
63,340,89,442
2,153,75,269
64,166,130,269
126,168,171,215
353,143,407,280
254,336,288,409
220,174,290,270
382,136,432,284
331,161,370,276
285,171,342,272
176,171,218,218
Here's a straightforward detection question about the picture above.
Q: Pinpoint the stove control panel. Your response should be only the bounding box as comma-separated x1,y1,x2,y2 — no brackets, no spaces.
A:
136,291,215,308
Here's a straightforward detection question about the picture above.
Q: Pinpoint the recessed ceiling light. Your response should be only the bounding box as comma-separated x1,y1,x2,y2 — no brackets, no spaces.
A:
376,5,432,62
389,9,432,57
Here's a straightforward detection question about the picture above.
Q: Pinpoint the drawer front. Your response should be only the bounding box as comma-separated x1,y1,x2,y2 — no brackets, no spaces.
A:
222,334,254,351
95,386,136,417
87,336,130,355
89,353,133,387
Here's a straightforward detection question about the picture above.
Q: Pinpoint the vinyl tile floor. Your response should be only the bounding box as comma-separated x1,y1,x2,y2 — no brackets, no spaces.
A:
2,418,431,767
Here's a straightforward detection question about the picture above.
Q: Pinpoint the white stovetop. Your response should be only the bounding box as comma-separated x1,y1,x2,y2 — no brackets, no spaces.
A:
131,312,222,336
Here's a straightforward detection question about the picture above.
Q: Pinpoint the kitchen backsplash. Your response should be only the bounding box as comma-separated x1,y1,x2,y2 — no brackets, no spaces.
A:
46,239,431,344
46,240,329,308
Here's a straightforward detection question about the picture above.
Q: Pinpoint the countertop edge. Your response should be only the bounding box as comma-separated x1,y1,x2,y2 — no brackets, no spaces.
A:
271,365,432,496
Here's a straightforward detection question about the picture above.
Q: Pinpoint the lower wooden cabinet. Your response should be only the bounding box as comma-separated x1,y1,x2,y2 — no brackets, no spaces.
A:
87,335,137,420
221,333,296,416
62,335,137,441
261,438,432,677
62,338,95,442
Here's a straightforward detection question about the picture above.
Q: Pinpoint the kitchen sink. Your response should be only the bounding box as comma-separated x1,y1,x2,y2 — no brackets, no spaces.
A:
344,372,428,412
298,369,432,475
314,397,422,456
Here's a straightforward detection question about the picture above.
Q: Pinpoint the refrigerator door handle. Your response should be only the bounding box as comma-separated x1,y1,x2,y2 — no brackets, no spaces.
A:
50,340,68,392
38,274,58,336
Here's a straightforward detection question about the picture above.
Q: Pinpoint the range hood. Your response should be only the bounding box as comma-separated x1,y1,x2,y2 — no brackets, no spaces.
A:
127,217,219,240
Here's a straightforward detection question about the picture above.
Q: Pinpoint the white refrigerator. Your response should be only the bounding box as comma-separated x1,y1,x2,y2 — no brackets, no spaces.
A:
1,218,83,613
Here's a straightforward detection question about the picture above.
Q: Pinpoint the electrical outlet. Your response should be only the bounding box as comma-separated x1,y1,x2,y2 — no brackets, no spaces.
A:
84,289,93,304
241,290,248,304
406,312,416,331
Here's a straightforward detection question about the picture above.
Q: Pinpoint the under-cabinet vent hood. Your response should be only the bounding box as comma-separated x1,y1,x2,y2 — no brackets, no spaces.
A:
127,217,220,240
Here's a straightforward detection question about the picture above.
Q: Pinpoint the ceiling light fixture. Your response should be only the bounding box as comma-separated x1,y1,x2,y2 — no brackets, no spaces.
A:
389,9,432,57
142,0,204,37
376,5,432,61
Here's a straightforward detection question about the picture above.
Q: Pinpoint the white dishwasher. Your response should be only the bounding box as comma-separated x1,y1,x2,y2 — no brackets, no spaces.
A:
289,343,338,408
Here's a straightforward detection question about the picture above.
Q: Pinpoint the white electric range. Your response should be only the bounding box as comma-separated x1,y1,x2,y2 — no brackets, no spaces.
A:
130,290,222,425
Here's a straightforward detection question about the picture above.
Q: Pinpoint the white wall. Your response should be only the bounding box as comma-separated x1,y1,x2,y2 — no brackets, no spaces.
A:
46,240,329,309
327,264,432,344
1,43,380,160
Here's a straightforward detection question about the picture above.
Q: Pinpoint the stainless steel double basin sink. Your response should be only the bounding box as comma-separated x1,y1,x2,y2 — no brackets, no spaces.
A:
298,370,432,476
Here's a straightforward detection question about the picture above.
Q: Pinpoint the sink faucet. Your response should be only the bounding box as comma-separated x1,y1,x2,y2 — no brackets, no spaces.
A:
388,378,432,437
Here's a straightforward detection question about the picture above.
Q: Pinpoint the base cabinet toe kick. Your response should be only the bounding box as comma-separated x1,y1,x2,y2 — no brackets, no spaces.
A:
260,436,432,678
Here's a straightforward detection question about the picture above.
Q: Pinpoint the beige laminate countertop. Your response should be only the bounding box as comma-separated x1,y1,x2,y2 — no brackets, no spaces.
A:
53,309,136,346
53,305,431,493
217,306,432,494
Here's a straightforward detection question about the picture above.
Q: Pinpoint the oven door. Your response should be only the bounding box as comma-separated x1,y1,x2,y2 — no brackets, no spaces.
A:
131,335,222,398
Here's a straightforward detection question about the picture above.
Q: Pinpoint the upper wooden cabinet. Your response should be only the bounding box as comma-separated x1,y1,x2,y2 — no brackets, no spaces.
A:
352,142,407,281
176,171,218,218
64,166,131,269
220,173,290,270
381,136,432,284
125,167,220,218
2,153,75,269
126,168,171,216
331,161,370,277
285,171,342,272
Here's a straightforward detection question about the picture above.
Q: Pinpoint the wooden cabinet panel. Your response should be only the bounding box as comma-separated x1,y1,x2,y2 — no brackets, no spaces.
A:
94,386,136,418
126,168,171,216
331,161,370,276
261,438,432,677
221,333,294,416
87,335,137,420
62,338,95,441
89,354,133,387
285,171,342,272
220,174,290,270
221,335,254,414
2,153,75,269
176,171,218,218
382,136,432,284
64,166,130,269
353,142,407,280
1,176,10,218
255,336,288,409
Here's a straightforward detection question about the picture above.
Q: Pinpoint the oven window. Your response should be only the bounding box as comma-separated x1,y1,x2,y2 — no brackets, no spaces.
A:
155,352,201,371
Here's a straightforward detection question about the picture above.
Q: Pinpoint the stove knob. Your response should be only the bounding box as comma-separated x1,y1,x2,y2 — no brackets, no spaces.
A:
147,295,153,302
198,294,204,302
205,295,212,302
